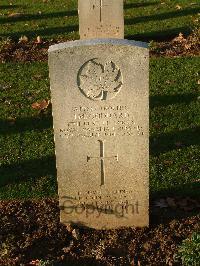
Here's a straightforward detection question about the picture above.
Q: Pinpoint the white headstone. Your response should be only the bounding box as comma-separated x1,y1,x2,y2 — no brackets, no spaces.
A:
48,39,149,229
78,0,124,39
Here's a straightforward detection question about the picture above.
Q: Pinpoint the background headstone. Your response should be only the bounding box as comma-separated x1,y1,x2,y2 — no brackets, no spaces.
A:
78,0,124,39
48,39,149,229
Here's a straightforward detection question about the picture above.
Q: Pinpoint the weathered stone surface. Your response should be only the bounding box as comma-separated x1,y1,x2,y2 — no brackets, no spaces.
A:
78,0,124,39
48,39,149,229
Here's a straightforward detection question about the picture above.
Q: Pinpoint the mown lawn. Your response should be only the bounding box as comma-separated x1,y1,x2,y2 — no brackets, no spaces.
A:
0,0,199,41
0,57,199,199
0,0,199,200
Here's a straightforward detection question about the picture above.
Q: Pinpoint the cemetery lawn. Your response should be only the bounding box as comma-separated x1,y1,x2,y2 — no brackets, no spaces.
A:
0,1,200,265
0,0,199,42
0,57,199,200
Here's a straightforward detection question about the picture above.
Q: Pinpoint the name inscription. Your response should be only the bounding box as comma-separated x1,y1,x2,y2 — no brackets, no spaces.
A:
59,105,144,139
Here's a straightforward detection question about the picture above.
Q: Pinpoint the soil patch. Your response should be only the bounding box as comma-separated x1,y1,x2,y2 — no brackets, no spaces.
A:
151,29,200,57
0,30,199,63
0,198,199,266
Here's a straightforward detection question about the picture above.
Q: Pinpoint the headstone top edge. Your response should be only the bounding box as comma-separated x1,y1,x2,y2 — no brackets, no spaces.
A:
48,39,148,53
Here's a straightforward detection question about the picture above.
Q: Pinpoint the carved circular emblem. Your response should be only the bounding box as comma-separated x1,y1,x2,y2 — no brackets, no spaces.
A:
77,58,123,101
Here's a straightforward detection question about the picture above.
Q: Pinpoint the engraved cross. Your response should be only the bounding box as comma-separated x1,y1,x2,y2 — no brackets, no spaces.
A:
99,0,109,22
87,140,118,186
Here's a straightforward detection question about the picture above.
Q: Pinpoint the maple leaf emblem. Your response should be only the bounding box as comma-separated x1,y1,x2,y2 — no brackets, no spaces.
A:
78,59,123,101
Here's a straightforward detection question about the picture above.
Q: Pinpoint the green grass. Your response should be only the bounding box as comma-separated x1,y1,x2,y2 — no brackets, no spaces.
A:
0,58,199,199
0,0,199,200
0,0,199,41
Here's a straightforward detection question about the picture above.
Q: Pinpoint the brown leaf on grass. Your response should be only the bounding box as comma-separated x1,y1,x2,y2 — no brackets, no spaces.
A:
8,12,24,18
154,123,161,129
164,160,173,165
192,179,200,183
172,33,186,43
166,197,176,208
154,199,168,208
175,141,183,147
19,35,28,43
184,43,192,50
32,74,43,80
198,80,200,85
177,198,188,207
31,99,50,110
175,5,182,10
36,36,42,44
7,117,16,125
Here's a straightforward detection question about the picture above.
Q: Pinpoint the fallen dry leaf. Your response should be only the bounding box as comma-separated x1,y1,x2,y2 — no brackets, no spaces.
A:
7,117,16,125
166,197,176,208
29,260,40,266
62,246,71,253
154,199,168,208
62,240,74,253
72,229,80,240
175,141,183,147
175,5,182,10
8,12,24,18
184,43,192,50
36,36,42,44
32,74,43,80
198,80,200,85
19,35,28,43
65,223,73,233
164,160,173,166
31,99,50,110
177,198,188,208
173,33,186,43
192,179,200,183
182,206,194,212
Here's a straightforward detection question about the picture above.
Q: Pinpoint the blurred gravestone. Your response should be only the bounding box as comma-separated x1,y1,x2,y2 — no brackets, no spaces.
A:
78,0,124,39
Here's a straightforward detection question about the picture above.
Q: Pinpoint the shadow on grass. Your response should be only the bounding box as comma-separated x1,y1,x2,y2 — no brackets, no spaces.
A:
0,25,78,39
150,93,198,108
150,127,200,156
0,155,56,187
151,182,200,200
0,115,53,135
0,94,197,135
0,10,78,24
0,5,22,9
1,25,190,42
150,181,200,225
124,1,159,9
126,26,191,41
125,7,200,26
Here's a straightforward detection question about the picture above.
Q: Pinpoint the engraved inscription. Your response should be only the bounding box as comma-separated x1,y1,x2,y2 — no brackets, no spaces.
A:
77,59,123,101
59,105,144,139
87,140,118,186
84,25,121,38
